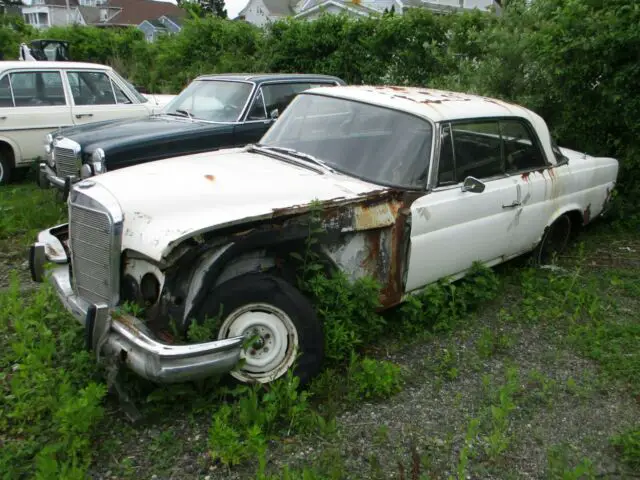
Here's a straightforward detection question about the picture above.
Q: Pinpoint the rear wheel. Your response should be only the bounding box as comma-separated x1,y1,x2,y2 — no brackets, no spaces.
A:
534,214,572,264
0,153,11,186
193,272,324,385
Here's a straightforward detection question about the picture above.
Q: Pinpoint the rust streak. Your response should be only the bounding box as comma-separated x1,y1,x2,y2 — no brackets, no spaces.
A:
204,174,215,182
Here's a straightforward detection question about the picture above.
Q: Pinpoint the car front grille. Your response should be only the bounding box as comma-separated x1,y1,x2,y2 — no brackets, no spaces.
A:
55,146,80,179
69,196,118,307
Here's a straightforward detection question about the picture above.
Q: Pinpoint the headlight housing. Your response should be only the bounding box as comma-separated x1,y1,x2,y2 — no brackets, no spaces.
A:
91,148,106,175
45,133,55,167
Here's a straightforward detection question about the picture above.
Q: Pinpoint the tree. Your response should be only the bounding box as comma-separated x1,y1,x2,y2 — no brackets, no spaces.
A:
178,0,228,19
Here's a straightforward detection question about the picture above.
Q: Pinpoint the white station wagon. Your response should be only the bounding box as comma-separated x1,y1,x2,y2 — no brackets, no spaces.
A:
30,86,618,387
0,61,173,185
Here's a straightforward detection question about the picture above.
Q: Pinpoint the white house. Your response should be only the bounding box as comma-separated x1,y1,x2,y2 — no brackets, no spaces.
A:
237,0,496,26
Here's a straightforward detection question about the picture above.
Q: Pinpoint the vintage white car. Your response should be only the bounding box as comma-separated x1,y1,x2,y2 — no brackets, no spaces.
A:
0,61,174,185
29,86,618,387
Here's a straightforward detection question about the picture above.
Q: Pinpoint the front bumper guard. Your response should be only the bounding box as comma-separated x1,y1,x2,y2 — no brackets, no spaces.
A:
38,163,77,199
29,226,244,384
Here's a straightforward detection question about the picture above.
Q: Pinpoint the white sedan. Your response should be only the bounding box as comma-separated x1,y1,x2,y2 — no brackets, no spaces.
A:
0,61,174,185
30,86,618,386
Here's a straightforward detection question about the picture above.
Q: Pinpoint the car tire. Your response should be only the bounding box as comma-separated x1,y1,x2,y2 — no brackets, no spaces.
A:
192,272,324,385
534,214,572,264
0,153,11,186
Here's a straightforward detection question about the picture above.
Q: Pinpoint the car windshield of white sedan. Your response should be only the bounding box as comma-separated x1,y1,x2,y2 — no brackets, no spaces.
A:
260,94,433,188
163,80,252,122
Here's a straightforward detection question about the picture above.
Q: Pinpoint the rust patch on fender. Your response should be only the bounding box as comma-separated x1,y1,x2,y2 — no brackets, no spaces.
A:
204,174,215,182
521,172,530,182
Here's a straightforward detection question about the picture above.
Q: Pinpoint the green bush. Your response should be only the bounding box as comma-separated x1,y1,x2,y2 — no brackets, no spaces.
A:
0,277,106,479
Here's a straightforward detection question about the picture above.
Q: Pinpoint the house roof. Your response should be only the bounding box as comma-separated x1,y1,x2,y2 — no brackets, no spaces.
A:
295,0,380,19
104,0,185,26
239,0,298,17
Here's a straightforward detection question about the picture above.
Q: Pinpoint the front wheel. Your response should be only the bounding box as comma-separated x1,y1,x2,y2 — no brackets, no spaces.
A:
194,273,324,385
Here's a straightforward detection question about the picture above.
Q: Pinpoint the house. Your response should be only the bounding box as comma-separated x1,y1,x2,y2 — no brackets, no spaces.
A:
138,15,183,42
237,0,298,28
236,0,496,26
20,0,184,30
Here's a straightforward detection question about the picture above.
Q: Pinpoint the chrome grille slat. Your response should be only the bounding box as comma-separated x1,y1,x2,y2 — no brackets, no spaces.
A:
69,202,114,306
54,146,80,178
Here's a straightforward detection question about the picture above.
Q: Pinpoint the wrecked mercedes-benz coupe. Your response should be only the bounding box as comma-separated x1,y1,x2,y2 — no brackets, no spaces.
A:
29,86,619,386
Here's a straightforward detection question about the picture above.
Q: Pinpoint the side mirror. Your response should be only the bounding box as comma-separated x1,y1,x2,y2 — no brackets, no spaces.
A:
461,176,486,193
556,155,569,167
269,108,279,120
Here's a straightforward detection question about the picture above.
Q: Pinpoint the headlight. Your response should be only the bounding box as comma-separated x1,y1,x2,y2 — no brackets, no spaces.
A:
80,164,93,179
45,134,55,167
91,148,106,175
44,133,53,154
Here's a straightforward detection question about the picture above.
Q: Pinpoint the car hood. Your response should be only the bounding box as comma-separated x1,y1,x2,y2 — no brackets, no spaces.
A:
81,148,384,262
57,115,214,150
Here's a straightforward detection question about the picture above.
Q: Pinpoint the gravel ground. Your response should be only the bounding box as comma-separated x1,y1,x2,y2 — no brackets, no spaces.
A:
87,305,640,480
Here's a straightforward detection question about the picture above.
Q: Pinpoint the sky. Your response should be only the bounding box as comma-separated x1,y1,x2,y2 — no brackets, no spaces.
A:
156,0,250,19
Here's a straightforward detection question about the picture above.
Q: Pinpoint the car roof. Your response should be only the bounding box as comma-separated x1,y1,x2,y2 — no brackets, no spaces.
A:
194,73,343,83
0,61,112,72
304,85,540,124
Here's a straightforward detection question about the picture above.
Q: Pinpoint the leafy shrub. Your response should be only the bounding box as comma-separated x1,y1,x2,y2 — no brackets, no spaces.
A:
0,277,106,478
610,427,640,470
346,355,403,402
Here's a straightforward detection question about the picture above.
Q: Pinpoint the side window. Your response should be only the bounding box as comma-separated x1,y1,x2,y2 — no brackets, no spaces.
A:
112,80,132,104
9,71,66,106
262,83,298,117
246,89,267,120
500,119,546,172
451,121,503,180
0,75,13,107
68,71,117,105
437,124,455,185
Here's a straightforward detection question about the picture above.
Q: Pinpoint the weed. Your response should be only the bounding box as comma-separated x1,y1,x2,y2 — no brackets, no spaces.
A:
0,276,106,478
346,354,404,402
476,326,513,359
207,368,322,466
610,427,640,470
546,444,594,479
483,367,519,461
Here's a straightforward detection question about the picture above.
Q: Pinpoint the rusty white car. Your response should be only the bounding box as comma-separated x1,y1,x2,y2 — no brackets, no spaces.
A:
29,86,618,386
0,61,173,185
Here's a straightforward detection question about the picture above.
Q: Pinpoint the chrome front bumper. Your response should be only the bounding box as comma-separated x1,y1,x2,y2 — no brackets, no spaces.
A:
29,225,244,384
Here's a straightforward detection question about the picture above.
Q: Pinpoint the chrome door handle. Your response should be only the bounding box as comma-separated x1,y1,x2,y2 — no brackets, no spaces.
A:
502,201,522,209
75,113,93,119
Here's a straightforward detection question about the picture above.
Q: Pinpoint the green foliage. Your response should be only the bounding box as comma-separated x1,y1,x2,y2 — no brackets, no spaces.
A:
207,369,320,466
0,276,106,479
346,354,404,402
398,262,500,336
610,427,640,471
546,444,594,480
0,14,34,61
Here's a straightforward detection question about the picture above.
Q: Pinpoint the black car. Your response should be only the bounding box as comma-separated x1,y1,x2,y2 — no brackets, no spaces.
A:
39,73,345,192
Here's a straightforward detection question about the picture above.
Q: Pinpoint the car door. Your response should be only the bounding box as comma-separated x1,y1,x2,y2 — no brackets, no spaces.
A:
234,81,338,146
405,120,522,292
500,117,560,256
66,70,149,125
0,69,73,167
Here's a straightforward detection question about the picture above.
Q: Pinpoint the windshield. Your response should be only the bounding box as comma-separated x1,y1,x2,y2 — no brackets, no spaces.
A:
111,71,148,103
162,80,253,122
260,94,433,188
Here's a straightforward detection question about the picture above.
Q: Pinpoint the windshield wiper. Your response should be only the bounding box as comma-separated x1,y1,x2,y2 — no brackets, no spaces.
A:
253,144,334,173
165,109,194,120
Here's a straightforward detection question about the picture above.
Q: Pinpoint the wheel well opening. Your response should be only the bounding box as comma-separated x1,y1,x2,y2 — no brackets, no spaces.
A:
564,210,584,238
0,141,15,168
